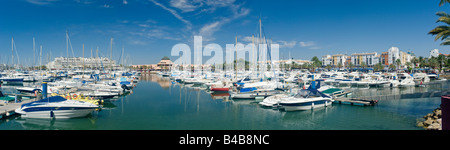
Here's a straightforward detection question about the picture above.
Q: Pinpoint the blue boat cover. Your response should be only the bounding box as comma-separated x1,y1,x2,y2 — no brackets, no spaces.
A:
20,96,67,108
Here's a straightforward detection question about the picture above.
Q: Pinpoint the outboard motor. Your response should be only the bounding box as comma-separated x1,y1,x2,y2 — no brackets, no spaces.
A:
121,84,130,90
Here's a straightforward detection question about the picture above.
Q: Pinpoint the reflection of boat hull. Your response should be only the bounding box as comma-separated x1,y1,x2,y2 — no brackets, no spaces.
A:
230,90,280,99
211,88,230,92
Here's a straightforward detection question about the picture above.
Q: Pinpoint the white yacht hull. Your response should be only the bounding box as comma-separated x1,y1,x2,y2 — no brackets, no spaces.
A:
280,99,333,111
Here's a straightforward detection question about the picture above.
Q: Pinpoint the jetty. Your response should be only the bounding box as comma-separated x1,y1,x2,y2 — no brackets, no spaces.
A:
357,89,450,101
333,97,378,106
0,98,37,119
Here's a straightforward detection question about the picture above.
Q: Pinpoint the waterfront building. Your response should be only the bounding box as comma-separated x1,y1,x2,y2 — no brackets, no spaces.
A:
380,52,389,66
350,52,378,66
388,47,400,65
157,56,173,72
332,54,347,67
132,56,174,71
430,49,439,58
322,55,332,66
46,57,116,70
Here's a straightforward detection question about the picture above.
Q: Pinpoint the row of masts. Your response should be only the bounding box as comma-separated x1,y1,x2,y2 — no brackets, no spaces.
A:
4,31,129,70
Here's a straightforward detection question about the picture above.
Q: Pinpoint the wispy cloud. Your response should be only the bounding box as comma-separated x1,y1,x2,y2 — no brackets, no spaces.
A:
299,41,315,47
195,1,250,41
149,0,192,30
169,0,203,12
26,0,59,5
278,40,297,48
299,41,321,49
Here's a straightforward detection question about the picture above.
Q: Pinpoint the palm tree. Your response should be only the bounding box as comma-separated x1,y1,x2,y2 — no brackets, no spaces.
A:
347,62,354,70
411,57,419,68
395,59,401,70
429,0,450,45
360,62,367,69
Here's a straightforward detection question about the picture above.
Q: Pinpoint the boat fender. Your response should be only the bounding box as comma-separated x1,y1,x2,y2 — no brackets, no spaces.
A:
34,90,38,97
50,111,55,118
311,102,314,109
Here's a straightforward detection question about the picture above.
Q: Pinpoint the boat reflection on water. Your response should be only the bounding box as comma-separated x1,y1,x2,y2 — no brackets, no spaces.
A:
281,106,334,129
210,92,231,101
15,115,98,130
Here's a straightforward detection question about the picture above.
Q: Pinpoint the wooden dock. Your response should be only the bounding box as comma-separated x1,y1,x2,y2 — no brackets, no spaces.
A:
334,97,378,106
0,98,37,119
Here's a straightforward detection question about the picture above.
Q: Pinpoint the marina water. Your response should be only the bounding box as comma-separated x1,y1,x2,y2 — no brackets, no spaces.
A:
0,74,443,130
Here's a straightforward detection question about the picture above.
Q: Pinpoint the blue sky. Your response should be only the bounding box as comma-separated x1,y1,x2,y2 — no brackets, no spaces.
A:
0,0,447,65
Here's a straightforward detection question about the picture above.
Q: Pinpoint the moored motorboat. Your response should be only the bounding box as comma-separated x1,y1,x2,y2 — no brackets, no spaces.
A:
15,96,99,119
278,88,333,111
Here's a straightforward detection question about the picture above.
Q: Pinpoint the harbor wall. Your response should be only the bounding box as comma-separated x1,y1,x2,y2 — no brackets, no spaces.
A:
442,95,450,130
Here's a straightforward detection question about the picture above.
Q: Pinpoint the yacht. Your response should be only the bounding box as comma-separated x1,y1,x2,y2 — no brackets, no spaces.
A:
15,96,99,119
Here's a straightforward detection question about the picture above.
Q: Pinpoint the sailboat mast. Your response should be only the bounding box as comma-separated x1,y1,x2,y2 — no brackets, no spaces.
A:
66,30,68,58
33,37,35,68
110,37,113,70
121,47,124,67
11,37,14,67
40,45,42,70
235,35,238,80
83,43,85,71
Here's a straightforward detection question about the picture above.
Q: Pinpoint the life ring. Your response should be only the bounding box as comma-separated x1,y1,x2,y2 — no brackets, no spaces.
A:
73,94,78,99
66,95,71,100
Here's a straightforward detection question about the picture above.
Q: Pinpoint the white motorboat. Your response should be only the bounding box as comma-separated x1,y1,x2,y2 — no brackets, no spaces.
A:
278,89,333,111
16,87,41,94
398,73,415,87
15,96,99,119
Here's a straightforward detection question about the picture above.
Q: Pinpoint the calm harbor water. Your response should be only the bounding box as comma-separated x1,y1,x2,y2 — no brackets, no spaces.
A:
0,74,443,130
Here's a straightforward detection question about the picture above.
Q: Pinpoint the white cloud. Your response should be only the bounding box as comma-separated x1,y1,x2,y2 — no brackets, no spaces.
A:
299,41,321,49
299,41,315,47
278,40,297,48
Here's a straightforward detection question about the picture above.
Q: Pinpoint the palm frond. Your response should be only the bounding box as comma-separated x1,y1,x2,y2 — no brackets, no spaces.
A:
440,0,450,6
437,16,450,25
429,25,450,35
436,11,450,17
435,30,450,41
440,38,450,45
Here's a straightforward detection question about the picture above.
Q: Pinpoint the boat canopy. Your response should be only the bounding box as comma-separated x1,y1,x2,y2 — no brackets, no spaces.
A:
295,89,331,98
20,96,67,108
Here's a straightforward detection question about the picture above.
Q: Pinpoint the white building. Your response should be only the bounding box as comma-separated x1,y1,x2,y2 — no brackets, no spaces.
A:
430,49,439,58
46,57,116,69
322,55,332,66
388,47,400,65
